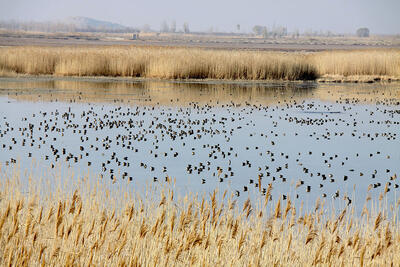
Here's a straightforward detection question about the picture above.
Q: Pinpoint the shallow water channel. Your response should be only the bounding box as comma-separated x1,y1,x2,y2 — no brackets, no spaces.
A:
0,77,399,211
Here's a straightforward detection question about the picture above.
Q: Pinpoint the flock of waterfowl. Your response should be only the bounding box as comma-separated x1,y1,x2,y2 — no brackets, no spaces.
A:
0,81,399,206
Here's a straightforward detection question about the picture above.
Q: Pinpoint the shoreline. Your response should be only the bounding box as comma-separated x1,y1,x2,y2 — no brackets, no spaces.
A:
1,73,399,84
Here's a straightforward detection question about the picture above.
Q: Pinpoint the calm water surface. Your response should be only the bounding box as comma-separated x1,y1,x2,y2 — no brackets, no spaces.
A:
0,77,399,211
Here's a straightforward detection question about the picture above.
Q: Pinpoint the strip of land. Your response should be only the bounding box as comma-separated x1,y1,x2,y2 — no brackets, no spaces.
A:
0,46,399,82
1,31,400,51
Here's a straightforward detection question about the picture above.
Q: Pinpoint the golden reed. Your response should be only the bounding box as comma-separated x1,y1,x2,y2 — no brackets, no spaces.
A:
0,167,399,266
1,46,399,81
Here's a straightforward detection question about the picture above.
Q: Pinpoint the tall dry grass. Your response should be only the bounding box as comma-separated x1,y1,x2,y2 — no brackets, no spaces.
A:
0,46,317,80
0,46,399,81
0,168,399,266
314,50,400,77
313,49,400,82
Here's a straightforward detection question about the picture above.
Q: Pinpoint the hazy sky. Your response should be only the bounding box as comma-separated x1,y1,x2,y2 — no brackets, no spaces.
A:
1,0,399,34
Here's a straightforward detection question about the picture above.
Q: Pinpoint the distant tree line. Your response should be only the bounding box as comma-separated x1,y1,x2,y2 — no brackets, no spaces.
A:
252,25,287,38
0,19,372,38
160,20,189,33
251,25,356,38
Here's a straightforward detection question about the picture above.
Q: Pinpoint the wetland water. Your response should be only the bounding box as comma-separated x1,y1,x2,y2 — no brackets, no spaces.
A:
0,77,399,210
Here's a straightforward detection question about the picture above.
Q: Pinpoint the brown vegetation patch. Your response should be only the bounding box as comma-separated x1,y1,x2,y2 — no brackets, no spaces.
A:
0,169,399,265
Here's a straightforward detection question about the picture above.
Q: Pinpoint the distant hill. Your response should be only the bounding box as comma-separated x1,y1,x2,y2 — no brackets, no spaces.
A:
63,17,133,32
0,16,138,33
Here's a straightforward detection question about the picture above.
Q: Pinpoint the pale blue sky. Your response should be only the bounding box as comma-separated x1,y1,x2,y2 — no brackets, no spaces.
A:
0,0,399,34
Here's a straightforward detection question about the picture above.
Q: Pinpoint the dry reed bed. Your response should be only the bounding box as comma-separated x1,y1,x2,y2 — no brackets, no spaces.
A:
2,46,399,81
0,46,317,80
0,169,399,266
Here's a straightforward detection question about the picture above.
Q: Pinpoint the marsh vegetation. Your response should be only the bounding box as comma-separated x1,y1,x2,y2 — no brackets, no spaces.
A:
1,46,399,82
0,168,399,266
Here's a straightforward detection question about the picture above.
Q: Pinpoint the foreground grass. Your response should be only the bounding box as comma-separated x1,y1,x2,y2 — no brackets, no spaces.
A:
1,46,399,81
0,169,399,266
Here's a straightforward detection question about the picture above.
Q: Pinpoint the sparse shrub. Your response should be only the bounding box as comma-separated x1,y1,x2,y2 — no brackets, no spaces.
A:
160,20,169,33
183,22,190,34
357,28,370,37
252,25,264,35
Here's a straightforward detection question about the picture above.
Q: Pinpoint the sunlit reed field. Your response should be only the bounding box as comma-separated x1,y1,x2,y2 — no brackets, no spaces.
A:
0,169,399,266
1,46,399,81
